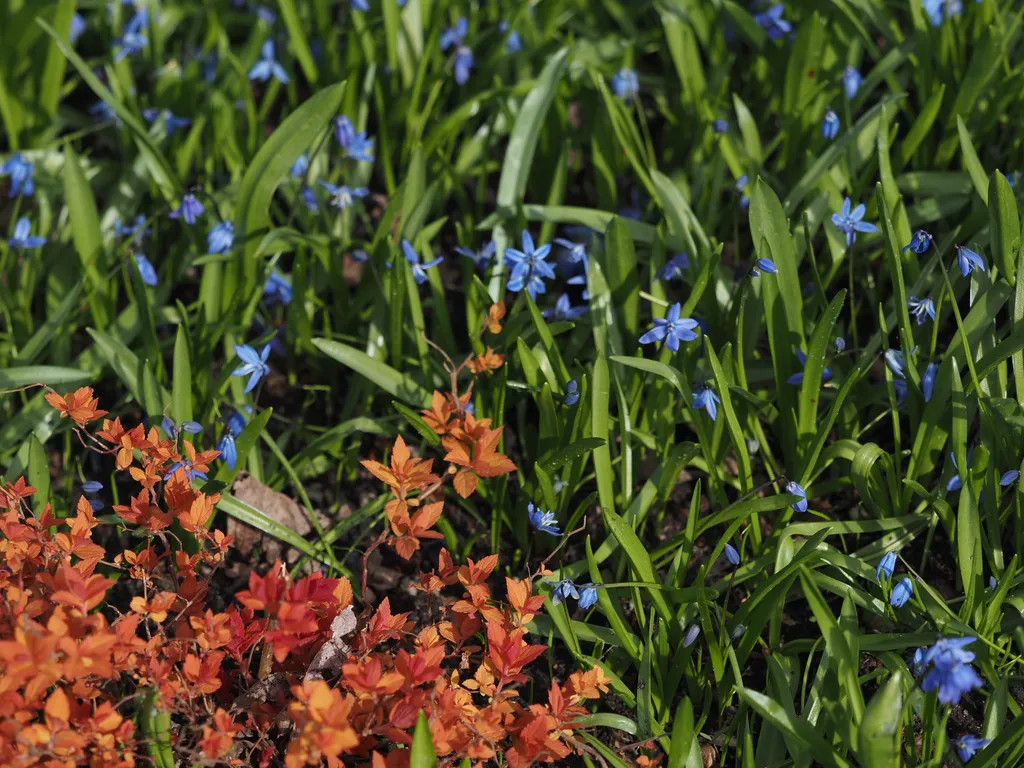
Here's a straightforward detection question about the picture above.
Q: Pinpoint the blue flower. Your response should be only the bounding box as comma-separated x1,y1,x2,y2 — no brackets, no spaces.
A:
890,577,914,608
956,735,990,763
82,480,104,494
692,386,720,421
683,624,701,647
135,254,158,286
922,362,938,402
248,40,290,83
319,181,369,209
253,4,276,23
401,240,443,285
225,408,249,437
143,108,191,137
876,551,897,582
505,230,556,299
903,229,933,254
1,153,34,198
724,542,740,566
947,452,965,492
263,272,292,307
785,480,808,512
955,245,986,277
755,4,792,40
70,13,87,44
638,302,699,353
528,503,562,536
822,109,840,139
835,337,846,353
553,238,588,266
162,416,203,439
787,350,832,386
233,344,271,393
907,296,935,325
350,0,369,10
612,68,639,102
919,636,985,705
115,214,148,241
90,100,122,127
202,50,219,83
351,250,369,263
842,66,863,100
456,241,496,272
752,258,778,276
1000,470,1019,487
659,253,690,281
884,349,907,379
831,197,878,246
207,221,235,254
713,119,728,134
334,116,375,163
562,380,580,406
163,457,208,483
218,433,238,470
169,194,204,225
543,293,587,321
440,18,473,84
9,218,46,249
736,174,750,209
114,9,148,61
301,187,318,211
551,578,599,610
499,21,523,53
290,153,309,178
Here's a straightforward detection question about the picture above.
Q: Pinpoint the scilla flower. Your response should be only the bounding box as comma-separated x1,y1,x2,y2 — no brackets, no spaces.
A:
955,245,986,277
907,296,936,325
918,636,985,705
903,229,933,254
784,480,808,512
876,551,897,582
890,577,914,608
842,66,863,100
401,240,443,285
831,197,878,247
638,303,699,352
169,194,204,225
822,109,840,139
528,503,562,536
612,68,639,102
551,579,599,610
955,735,990,763
692,386,720,421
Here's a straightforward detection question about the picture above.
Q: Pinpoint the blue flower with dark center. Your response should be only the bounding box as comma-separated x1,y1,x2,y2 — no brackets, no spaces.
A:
334,116,375,163
842,66,863,99
550,578,600,610
955,245,986,277
919,636,985,705
612,68,639,101
822,109,840,139
907,296,935,325
169,194,204,225
562,380,580,406
956,735,990,763
1,153,34,198
692,386,720,421
543,293,587,321
233,343,271,393
785,480,808,512
319,181,369,209
638,303,699,352
831,197,878,247
9,218,46,249
249,40,290,83
505,230,555,299
659,253,690,281
890,577,914,608
754,4,792,40
724,543,740,566
903,229,933,254
923,362,938,402
787,350,832,386
143,108,192,137
456,241,495,272
440,18,473,85
263,272,293,307
401,240,443,284
876,551,897,582
528,503,562,536
207,221,235,254
135,254,158,286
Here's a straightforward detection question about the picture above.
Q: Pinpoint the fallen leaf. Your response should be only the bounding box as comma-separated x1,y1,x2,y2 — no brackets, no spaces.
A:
305,606,358,681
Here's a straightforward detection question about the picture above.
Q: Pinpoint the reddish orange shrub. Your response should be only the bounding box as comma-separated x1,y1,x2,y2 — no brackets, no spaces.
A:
0,387,607,767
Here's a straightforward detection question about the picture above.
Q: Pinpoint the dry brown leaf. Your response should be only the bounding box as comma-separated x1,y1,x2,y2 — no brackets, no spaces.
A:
229,472,312,563
304,606,358,682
